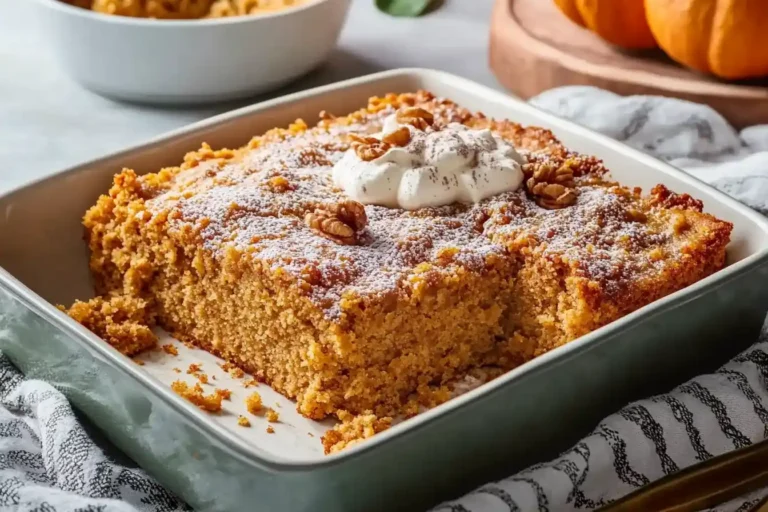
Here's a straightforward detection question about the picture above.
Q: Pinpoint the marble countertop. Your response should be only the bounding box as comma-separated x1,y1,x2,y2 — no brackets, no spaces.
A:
0,0,501,193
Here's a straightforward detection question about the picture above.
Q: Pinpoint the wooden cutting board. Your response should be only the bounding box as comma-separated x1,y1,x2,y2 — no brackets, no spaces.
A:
489,0,768,128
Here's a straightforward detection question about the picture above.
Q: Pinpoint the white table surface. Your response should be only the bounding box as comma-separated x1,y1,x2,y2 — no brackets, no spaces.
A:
0,0,500,194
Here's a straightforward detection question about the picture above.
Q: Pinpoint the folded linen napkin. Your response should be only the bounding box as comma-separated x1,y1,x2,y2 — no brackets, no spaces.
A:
1,86,768,512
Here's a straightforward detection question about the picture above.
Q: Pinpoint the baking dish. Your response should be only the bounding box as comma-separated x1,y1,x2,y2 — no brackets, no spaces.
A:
1,68,768,511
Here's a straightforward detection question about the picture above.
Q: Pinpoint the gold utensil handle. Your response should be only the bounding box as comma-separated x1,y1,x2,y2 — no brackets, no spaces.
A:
597,438,768,512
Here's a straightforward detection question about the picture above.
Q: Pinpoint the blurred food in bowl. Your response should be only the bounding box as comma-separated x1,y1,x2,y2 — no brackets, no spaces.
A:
62,0,309,19
36,0,351,104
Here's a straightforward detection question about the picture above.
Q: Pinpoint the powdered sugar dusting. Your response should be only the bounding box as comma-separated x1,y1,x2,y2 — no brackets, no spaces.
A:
145,95,678,318
485,186,670,297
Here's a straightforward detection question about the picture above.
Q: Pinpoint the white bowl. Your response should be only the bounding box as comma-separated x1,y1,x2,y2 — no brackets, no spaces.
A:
31,0,351,104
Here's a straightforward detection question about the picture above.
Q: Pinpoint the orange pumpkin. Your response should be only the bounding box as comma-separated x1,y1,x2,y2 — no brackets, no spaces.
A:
644,0,768,79
553,0,657,49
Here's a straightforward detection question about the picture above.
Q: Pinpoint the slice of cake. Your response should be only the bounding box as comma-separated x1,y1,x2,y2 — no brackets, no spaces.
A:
69,91,731,443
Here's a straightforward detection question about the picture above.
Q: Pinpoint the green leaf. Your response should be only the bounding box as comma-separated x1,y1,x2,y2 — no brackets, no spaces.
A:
375,0,435,17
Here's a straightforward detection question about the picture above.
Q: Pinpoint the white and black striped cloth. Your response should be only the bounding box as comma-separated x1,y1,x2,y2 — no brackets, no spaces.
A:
434,331,768,512
1,87,768,511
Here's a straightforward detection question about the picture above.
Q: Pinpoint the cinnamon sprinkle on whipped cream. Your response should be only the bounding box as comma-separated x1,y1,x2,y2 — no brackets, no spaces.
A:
332,113,525,210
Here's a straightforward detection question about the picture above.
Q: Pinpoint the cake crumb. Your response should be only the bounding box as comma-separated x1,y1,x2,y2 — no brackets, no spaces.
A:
196,373,209,385
244,378,258,388
215,388,232,401
133,359,145,366
266,426,275,434
219,361,245,378
172,367,181,374
60,295,157,356
237,416,251,427
171,380,222,412
187,363,202,374
265,408,279,423
321,411,392,454
245,392,262,414
161,344,178,356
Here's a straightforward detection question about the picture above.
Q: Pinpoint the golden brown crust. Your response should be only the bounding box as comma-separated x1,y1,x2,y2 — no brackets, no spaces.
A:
69,90,733,452
649,184,705,212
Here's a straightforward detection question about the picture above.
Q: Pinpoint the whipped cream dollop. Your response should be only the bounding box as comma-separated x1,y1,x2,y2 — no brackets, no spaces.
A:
331,114,525,210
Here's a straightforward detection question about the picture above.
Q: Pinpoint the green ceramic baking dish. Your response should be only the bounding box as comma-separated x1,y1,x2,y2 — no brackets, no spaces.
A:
1,69,767,512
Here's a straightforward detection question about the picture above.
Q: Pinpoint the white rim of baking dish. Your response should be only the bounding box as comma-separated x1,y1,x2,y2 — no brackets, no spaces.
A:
2,68,768,472
33,0,330,26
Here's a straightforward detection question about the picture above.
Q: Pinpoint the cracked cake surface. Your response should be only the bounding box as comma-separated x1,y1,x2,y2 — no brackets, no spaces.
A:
67,90,732,451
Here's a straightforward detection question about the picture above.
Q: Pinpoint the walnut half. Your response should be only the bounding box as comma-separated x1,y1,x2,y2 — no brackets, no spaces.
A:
349,134,389,162
349,127,411,162
305,200,368,245
524,161,578,209
396,107,434,131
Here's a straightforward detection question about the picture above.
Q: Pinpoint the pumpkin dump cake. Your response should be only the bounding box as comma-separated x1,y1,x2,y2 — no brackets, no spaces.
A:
66,91,732,452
